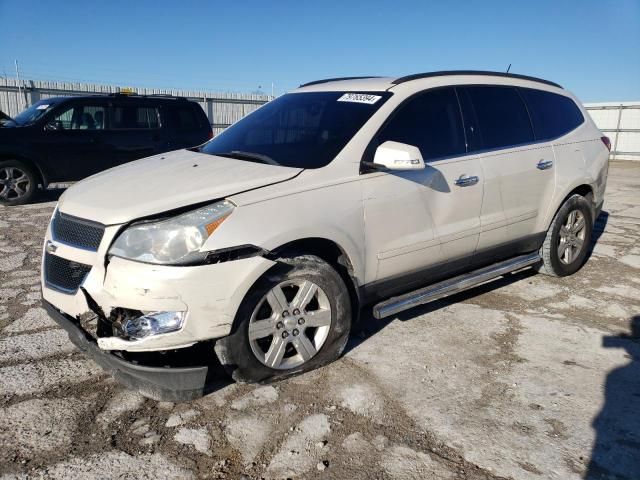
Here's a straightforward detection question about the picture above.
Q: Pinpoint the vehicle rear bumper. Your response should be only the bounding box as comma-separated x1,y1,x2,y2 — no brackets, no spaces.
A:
43,299,209,402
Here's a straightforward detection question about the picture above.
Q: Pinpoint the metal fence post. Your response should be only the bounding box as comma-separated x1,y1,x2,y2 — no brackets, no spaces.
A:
206,97,214,128
612,104,623,162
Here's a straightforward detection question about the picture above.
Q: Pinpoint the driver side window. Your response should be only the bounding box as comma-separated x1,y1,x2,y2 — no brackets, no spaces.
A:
377,87,466,161
52,106,74,130
51,104,106,130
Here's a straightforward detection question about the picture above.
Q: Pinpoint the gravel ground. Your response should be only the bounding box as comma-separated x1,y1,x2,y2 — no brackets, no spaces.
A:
1,163,639,479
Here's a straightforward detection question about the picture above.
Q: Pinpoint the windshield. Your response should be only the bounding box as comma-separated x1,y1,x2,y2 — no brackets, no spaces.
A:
11,100,59,126
199,91,391,168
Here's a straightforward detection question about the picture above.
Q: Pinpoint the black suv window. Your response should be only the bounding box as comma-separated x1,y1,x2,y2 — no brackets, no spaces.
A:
463,86,534,150
172,105,201,133
519,88,584,141
50,104,106,130
112,105,160,129
377,87,466,161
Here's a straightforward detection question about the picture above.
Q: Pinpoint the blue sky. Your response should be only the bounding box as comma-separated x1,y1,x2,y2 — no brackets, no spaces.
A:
1,0,638,102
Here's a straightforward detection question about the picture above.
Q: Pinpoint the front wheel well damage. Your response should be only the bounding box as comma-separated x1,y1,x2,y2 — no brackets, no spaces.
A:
267,238,361,325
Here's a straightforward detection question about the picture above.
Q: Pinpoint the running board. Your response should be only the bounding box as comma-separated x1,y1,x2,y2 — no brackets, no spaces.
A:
373,252,541,319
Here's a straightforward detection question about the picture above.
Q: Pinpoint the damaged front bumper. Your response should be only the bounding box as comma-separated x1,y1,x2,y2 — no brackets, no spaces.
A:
40,215,276,398
43,300,210,401
41,219,275,352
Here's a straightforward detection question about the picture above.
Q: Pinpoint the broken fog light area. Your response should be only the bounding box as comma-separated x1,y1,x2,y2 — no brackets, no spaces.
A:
122,311,186,340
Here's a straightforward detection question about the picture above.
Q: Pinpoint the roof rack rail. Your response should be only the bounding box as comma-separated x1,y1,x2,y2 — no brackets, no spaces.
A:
391,70,562,89
107,92,187,100
141,93,188,100
299,76,382,88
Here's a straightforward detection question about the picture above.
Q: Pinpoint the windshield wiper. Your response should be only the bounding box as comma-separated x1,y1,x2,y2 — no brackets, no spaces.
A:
216,150,280,166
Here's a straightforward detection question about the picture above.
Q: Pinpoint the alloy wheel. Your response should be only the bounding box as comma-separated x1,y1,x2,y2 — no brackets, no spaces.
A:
558,209,586,264
0,166,31,201
248,279,332,370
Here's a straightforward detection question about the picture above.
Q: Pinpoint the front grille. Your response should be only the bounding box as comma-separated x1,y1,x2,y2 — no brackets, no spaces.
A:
44,253,92,294
51,210,105,251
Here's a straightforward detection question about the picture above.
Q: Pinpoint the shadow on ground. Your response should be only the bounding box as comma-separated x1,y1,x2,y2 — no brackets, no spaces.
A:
585,315,640,480
32,187,66,204
585,210,610,261
346,267,538,354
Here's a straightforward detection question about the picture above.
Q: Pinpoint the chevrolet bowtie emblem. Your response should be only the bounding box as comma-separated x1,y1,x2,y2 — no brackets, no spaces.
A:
45,241,58,254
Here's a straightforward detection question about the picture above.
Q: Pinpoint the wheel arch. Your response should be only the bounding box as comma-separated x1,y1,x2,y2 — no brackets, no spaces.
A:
268,237,362,325
0,154,48,188
544,182,595,232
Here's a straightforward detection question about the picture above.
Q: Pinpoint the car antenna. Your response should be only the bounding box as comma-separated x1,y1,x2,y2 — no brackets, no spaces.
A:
506,63,512,74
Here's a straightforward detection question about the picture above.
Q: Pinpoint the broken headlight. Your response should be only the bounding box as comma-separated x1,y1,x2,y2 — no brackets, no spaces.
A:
123,311,186,339
109,201,234,265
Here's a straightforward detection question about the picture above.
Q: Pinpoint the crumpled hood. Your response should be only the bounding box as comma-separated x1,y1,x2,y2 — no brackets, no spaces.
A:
58,149,302,224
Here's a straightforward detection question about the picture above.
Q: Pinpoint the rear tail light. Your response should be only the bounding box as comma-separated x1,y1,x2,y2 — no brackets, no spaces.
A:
601,136,611,151
207,131,214,140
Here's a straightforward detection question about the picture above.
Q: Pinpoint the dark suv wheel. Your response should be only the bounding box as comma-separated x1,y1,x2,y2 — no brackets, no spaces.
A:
214,254,352,383
0,160,37,206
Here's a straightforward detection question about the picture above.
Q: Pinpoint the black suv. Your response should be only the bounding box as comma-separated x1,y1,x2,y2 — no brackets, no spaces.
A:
0,94,213,205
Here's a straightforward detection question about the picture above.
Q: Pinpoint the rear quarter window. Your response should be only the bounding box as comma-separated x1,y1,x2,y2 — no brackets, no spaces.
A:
171,105,202,133
519,88,584,141
111,105,160,129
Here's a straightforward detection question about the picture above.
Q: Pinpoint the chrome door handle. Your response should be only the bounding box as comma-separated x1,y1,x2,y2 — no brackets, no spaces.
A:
454,175,479,187
537,159,554,170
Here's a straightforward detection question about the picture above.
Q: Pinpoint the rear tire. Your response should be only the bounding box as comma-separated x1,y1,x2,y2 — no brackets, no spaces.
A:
537,194,593,277
214,254,352,383
0,160,37,206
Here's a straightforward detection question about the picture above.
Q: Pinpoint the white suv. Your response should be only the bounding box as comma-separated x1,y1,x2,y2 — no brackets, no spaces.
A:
41,71,610,400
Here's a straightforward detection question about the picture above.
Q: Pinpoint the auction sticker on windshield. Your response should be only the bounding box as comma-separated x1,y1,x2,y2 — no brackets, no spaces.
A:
337,93,382,104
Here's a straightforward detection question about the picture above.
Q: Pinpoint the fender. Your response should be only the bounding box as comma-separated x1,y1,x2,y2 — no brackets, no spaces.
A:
542,178,596,232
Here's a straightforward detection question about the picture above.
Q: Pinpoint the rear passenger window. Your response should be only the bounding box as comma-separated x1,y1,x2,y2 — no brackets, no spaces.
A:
377,87,466,160
519,88,584,140
464,86,534,150
111,105,160,129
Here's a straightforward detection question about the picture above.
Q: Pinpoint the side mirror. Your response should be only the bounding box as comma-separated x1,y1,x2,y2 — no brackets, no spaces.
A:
372,141,425,171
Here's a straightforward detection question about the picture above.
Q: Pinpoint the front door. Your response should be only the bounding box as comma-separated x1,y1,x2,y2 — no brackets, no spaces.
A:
39,101,113,181
361,87,483,296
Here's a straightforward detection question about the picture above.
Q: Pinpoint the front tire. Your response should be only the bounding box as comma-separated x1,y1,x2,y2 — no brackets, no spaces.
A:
538,194,593,277
214,254,352,383
0,160,37,206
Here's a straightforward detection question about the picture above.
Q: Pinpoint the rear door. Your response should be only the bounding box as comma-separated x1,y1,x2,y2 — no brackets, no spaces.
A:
519,87,587,207
362,87,483,292
105,101,165,164
458,85,556,264
38,99,113,181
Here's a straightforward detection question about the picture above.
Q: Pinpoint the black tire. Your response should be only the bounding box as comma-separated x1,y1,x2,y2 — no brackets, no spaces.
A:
537,194,593,277
0,160,37,206
214,254,352,383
